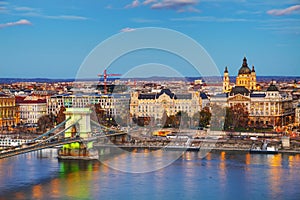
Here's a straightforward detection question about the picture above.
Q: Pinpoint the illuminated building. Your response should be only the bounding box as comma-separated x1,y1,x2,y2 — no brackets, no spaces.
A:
16,96,47,124
212,56,294,128
212,82,294,127
295,103,300,126
223,57,257,93
47,93,130,119
130,89,202,120
0,92,18,130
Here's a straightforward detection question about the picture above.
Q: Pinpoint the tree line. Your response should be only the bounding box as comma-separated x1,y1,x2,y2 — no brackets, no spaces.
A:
36,103,261,133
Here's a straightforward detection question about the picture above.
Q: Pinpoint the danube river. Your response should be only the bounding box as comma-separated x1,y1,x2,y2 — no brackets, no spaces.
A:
0,149,300,200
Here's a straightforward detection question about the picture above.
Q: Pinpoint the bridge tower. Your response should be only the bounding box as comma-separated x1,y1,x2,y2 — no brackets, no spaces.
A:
58,107,97,160
64,108,92,139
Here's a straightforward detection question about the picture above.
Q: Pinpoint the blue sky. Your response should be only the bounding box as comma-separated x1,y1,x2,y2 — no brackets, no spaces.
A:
0,0,300,78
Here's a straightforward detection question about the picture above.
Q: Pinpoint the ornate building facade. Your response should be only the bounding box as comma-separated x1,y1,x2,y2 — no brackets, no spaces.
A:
295,103,300,127
0,93,18,130
223,57,257,93
16,96,47,124
214,57,294,128
229,84,293,127
130,89,202,120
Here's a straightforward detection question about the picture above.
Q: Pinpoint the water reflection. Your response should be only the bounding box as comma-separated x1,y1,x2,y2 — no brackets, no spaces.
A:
32,184,43,199
245,153,251,165
267,154,283,198
1,150,300,199
218,152,227,191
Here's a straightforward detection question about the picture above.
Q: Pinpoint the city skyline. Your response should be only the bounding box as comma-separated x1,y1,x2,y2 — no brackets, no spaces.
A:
0,0,300,78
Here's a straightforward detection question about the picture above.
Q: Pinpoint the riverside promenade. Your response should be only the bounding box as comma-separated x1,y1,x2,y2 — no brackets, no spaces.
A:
94,131,300,154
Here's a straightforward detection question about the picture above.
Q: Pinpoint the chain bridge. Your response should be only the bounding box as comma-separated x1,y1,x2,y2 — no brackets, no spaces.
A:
0,108,127,160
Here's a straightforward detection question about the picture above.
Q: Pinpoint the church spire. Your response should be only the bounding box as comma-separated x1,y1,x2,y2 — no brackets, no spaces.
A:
243,57,248,67
224,66,228,73
252,65,255,72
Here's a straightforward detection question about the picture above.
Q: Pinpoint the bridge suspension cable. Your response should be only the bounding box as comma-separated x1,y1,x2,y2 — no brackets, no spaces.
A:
39,117,82,144
91,120,124,133
32,117,71,141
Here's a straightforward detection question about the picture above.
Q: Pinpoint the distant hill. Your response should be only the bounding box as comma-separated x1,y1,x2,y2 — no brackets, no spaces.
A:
0,78,75,84
0,76,299,84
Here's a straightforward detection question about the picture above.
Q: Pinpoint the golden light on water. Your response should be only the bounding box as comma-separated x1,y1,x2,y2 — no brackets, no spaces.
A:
32,184,43,199
268,154,283,196
50,178,60,197
14,192,25,200
245,153,251,165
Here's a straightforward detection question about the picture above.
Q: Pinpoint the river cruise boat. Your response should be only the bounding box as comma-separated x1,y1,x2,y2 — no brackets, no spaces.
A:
250,140,278,154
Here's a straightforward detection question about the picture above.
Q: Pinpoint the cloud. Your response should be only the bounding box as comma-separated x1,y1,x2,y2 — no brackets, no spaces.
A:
131,18,161,23
0,5,8,13
171,16,250,22
1,3,88,21
17,10,88,21
125,0,200,12
143,0,157,5
177,6,200,13
0,1,8,5
120,27,136,32
125,0,140,8
267,5,300,16
0,19,32,29
257,18,300,35
14,6,36,12
151,0,198,10
45,15,88,20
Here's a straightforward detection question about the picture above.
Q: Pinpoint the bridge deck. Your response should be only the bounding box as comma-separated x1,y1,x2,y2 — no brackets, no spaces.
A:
0,132,127,159
0,138,82,159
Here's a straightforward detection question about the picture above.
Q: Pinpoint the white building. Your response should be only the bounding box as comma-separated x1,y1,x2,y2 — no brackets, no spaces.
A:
16,96,47,124
47,93,130,119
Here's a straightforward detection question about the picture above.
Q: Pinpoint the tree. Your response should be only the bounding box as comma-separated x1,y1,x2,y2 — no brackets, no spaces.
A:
161,110,168,127
224,103,249,131
193,106,211,128
56,106,66,124
93,103,106,124
210,104,226,131
176,111,190,128
37,115,54,133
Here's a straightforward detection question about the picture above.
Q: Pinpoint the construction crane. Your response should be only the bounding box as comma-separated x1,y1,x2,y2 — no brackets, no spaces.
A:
98,69,122,94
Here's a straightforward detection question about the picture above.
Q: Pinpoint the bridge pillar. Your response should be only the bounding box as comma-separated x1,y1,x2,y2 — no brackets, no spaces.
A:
58,108,98,160
64,108,92,139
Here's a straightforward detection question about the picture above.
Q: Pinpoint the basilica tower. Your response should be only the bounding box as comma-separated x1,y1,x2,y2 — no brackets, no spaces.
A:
250,65,257,90
223,66,230,93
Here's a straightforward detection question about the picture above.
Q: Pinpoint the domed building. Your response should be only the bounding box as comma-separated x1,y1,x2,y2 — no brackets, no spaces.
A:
223,57,257,93
212,57,295,128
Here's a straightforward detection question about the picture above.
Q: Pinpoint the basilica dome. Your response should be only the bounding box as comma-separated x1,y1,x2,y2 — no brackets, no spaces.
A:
238,57,251,75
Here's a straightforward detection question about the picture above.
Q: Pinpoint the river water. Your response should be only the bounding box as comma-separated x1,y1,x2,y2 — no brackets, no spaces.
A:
0,149,299,200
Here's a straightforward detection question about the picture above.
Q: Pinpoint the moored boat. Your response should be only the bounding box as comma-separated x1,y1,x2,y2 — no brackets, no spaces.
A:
250,140,278,154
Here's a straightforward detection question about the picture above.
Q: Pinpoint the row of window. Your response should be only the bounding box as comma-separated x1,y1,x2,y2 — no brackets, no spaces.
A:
0,101,15,107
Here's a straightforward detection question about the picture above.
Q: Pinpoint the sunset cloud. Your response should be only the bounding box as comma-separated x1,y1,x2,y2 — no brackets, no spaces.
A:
0,19,32,29
267,5,300,16
151,0,198,11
